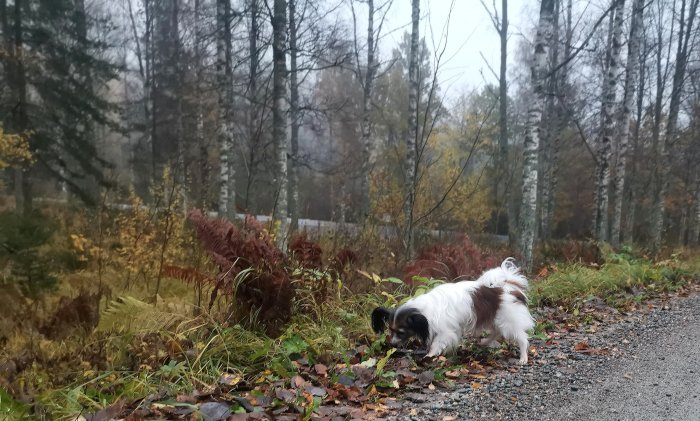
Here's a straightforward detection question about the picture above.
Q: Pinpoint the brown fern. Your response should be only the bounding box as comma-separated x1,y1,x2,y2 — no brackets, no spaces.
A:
186,209,293,335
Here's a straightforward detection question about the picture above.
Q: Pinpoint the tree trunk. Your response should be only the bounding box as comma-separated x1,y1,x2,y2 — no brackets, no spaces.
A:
611,0,643,247
194,0,209,209
691,170,700,246
539,0,560,242
245,0,260,212
404,0,420,260
272,0,289,248
594,0,625,243
497,0,510,238
359,0,376,223
216,0,235,219
289,0,299,232
10,0,32,215
623,34,646,244
650,0,698,251
517,0,554,270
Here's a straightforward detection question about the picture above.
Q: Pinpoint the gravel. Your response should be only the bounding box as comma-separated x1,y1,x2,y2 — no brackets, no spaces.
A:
384,293,700,421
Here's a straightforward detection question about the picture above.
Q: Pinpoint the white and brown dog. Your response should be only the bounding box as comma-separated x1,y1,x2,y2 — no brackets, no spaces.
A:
372,259,534,364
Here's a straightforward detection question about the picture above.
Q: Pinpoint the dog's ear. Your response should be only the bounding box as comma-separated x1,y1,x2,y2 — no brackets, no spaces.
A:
406,312,430,344
371,307,393,333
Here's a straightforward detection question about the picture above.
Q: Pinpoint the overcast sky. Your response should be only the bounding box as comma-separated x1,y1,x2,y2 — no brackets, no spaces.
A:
365,0,534,100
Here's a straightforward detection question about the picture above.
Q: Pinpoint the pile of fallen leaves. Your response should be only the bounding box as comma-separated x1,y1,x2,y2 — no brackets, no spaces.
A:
77,343,520,421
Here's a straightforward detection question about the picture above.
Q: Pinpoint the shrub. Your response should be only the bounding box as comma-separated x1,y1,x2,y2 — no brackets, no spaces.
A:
403,236,503,282
0,210,58,299
187,209,294,335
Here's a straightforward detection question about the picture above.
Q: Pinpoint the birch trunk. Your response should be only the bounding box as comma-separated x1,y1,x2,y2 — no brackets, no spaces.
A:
518,0,554,270
289,0,299,232
594,0,625,243
272,0,289,248
359,0,376,223
245,0,259,212
404,0,420,260
194,0,209,209
216,0,235,219
611,0,643,247
650,0,698,251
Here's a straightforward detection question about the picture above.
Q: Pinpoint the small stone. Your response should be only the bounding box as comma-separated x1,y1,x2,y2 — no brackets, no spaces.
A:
513,379,523,387
571,386,579,391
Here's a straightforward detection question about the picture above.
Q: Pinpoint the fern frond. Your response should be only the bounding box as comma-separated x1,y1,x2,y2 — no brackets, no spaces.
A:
98,296,193,334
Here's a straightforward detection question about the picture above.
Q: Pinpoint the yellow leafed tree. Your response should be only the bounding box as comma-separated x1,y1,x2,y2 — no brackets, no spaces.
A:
0,126,32,169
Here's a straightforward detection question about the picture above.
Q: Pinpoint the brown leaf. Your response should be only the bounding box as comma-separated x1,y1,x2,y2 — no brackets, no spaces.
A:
314,363,328,377
275,388,296,403
176,394,197,404
470,382,482,390
290,375,306,389
623,373,633,380
574,341,590,351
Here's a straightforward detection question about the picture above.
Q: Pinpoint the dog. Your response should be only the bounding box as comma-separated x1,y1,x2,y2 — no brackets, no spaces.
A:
371,259,535,364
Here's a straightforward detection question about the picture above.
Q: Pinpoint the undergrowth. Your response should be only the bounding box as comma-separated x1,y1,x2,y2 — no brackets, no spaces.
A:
1,186,699,420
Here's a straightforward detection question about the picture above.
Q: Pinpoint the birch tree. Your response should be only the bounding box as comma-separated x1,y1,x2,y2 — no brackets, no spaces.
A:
610,0,643,247
403,0,420,259
355,0,378,222
517,0,554,269
593,0,625,243
272,0,289,246
289,0,299,231
216,0,235,219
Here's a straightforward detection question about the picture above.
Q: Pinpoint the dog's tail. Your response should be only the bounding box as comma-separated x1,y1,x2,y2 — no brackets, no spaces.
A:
477,258,528,289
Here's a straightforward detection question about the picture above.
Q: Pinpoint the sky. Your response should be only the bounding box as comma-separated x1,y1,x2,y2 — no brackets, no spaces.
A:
368,0,532,100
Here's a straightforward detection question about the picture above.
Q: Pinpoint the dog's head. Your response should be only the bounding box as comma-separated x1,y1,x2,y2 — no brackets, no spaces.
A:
371,306,429,347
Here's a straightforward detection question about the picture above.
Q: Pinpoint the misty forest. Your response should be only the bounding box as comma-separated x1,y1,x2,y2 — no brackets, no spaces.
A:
1,0,699,419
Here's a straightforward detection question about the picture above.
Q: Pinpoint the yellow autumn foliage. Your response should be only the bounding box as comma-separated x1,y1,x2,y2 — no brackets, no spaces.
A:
0,126,32,169
370,128,492,233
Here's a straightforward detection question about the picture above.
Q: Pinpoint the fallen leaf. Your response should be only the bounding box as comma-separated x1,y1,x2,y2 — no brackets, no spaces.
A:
360,357,377,368
428,383,435,390
275,389,296,403
218,373,241,387
314,363,328,376
304,385,327,397
443,417,455,421
574,342,590,351
470,382,482,390
417,370,434,385
623,373,633,380
290,375,306,389
198,401,231,421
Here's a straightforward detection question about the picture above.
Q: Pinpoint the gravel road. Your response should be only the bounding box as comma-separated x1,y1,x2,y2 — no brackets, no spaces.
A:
386,293,700,421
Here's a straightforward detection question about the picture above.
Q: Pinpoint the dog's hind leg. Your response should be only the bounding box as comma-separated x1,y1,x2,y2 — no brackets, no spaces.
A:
479,330,502,348
514,331,529,364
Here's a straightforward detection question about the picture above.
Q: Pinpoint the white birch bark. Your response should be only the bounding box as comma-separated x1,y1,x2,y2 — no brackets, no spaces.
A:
594,0,625,243
611,0,643,247
517,0,555,270
272,0,289,247
403,0,420,259
216,0,235,219
289,0,299,232
359,0,376,222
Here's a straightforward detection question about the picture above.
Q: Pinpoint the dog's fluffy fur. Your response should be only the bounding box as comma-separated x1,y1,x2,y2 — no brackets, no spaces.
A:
372,259,535,364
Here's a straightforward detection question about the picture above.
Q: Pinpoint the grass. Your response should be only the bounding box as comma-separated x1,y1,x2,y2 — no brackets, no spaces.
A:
530,249,698,309
2,202,699,420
